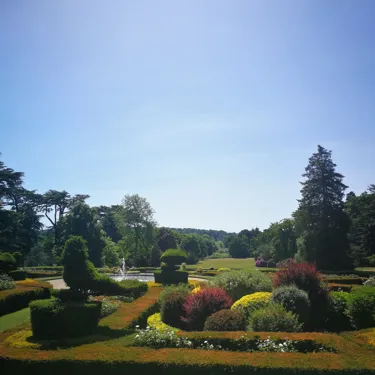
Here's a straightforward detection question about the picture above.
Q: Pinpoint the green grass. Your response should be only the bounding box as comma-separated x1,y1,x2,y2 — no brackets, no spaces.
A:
0,307,30,332
196,257,256,270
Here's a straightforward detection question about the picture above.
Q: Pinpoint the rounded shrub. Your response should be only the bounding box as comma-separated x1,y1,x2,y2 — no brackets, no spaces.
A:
0,273,15,291
159,283,191,306
273,262,328,329
0,253,17,273
347,287,375,329
160,291,187,329
249,303,302,332
326,292,351,332
271,286,310,324
160,249,188,268
210,270,272,301
30,298,101,339
231,292,272,319
204,309,247,331
182,287,233,331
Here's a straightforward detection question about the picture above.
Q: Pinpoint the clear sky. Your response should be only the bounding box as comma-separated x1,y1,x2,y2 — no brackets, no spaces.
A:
1,1,374,232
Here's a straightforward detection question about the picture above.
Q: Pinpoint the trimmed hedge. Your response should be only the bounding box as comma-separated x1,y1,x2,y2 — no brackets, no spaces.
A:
91,277,148,297
154,270,188,284
1,329,375,374
347,287,375,329
0,281,52,316
30,299,101,339
323,277,365,285
9,269,62,281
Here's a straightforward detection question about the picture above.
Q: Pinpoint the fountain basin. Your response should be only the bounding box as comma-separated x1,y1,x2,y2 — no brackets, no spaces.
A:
110,273,155,282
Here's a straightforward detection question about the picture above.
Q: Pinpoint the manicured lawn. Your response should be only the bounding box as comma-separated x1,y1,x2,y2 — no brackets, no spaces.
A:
197,257,255,270
0,307,30,332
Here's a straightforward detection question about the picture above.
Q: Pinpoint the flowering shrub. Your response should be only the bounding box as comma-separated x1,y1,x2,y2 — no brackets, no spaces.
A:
99,299,120,318
210,270,272,300
147,313,178,332
182,287,232,330
0,273,15,291
231,292,272,319
256,258,267,267
249,303,302,332
204,309,247,331
191,285,201,294
134,327,193,348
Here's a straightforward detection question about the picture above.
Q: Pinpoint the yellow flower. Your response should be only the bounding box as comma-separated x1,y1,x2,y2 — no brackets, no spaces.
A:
191,286,201,294
231,292,272,318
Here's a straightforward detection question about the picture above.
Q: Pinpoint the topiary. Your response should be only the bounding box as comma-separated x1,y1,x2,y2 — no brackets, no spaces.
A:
249,303,302,332
182,287,232,331
160,291,187,329
210,270,272,301
160,249,188,269
347,287,375,329
62,236,98,300
271,285,310,325
0,253,17,273
231,292,272,319
326,292,351,332
204,309,247,331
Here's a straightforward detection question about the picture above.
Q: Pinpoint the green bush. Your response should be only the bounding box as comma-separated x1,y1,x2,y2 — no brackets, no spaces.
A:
210,270,272,301
160,249,188,267
160,291,187,329
8,270,26,281
347,287,375,329
92,277,148,297
62,236,98,298
249,303,302,332
30,298,101,339
0,252,17,273
0,273,15,291
159,283,191,306
326,292,351,332
271,286,310,324
231,292,272,319
154,270,188,284
204,309,247,331
0,285,51,316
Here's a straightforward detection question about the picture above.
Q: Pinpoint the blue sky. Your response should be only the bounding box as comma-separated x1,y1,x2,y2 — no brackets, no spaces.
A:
1,0,374,232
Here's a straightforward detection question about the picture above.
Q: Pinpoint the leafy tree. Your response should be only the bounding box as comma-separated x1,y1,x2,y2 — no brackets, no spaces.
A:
60,202,105,266
228,236,249,258
101,238,120,267
24,244,49,266
95,205,123,243
156,227,178,252
180,234,201,264
293,145,352,270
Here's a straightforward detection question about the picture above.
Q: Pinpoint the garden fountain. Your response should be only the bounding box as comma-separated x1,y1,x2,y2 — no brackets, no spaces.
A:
112,257,154,282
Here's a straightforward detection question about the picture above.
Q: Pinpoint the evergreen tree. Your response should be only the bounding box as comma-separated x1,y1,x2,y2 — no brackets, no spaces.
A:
294,145,352,270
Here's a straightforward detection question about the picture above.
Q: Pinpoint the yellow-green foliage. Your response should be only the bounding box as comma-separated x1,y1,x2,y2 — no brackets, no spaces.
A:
218,268,231,273
231,292,272,318
147,313,178,332
4,330,40,349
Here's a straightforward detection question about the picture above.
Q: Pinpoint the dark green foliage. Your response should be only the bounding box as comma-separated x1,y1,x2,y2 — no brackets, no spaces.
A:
294,145,352,270
0,286,51,316
346,287,375,329
156,227,178,252
0,252,17,273
271,285,310,324
158,283,191,306
62,236,98,298
326,292,352,332
160,291,187,329
30,298,101,339
92,277,148,297
250,303,302,332
8,270,26,281
154,270,188,284
204,309,247,331
228,236,249,258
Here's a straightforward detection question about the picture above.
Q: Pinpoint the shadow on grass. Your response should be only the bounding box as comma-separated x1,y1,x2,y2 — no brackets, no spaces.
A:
26,326,134,350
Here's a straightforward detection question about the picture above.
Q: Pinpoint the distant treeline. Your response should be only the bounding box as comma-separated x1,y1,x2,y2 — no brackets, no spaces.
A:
168,228,235,242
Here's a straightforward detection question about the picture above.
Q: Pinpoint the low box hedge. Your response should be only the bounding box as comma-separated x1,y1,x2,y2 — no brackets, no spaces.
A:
0,281,52,316
154,270,188,284
323,277,365,285
9,269,62,281
92,277,148,298
30,299,101,339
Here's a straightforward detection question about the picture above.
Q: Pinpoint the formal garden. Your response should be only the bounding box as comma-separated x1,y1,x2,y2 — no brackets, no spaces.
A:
0,236,375,375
